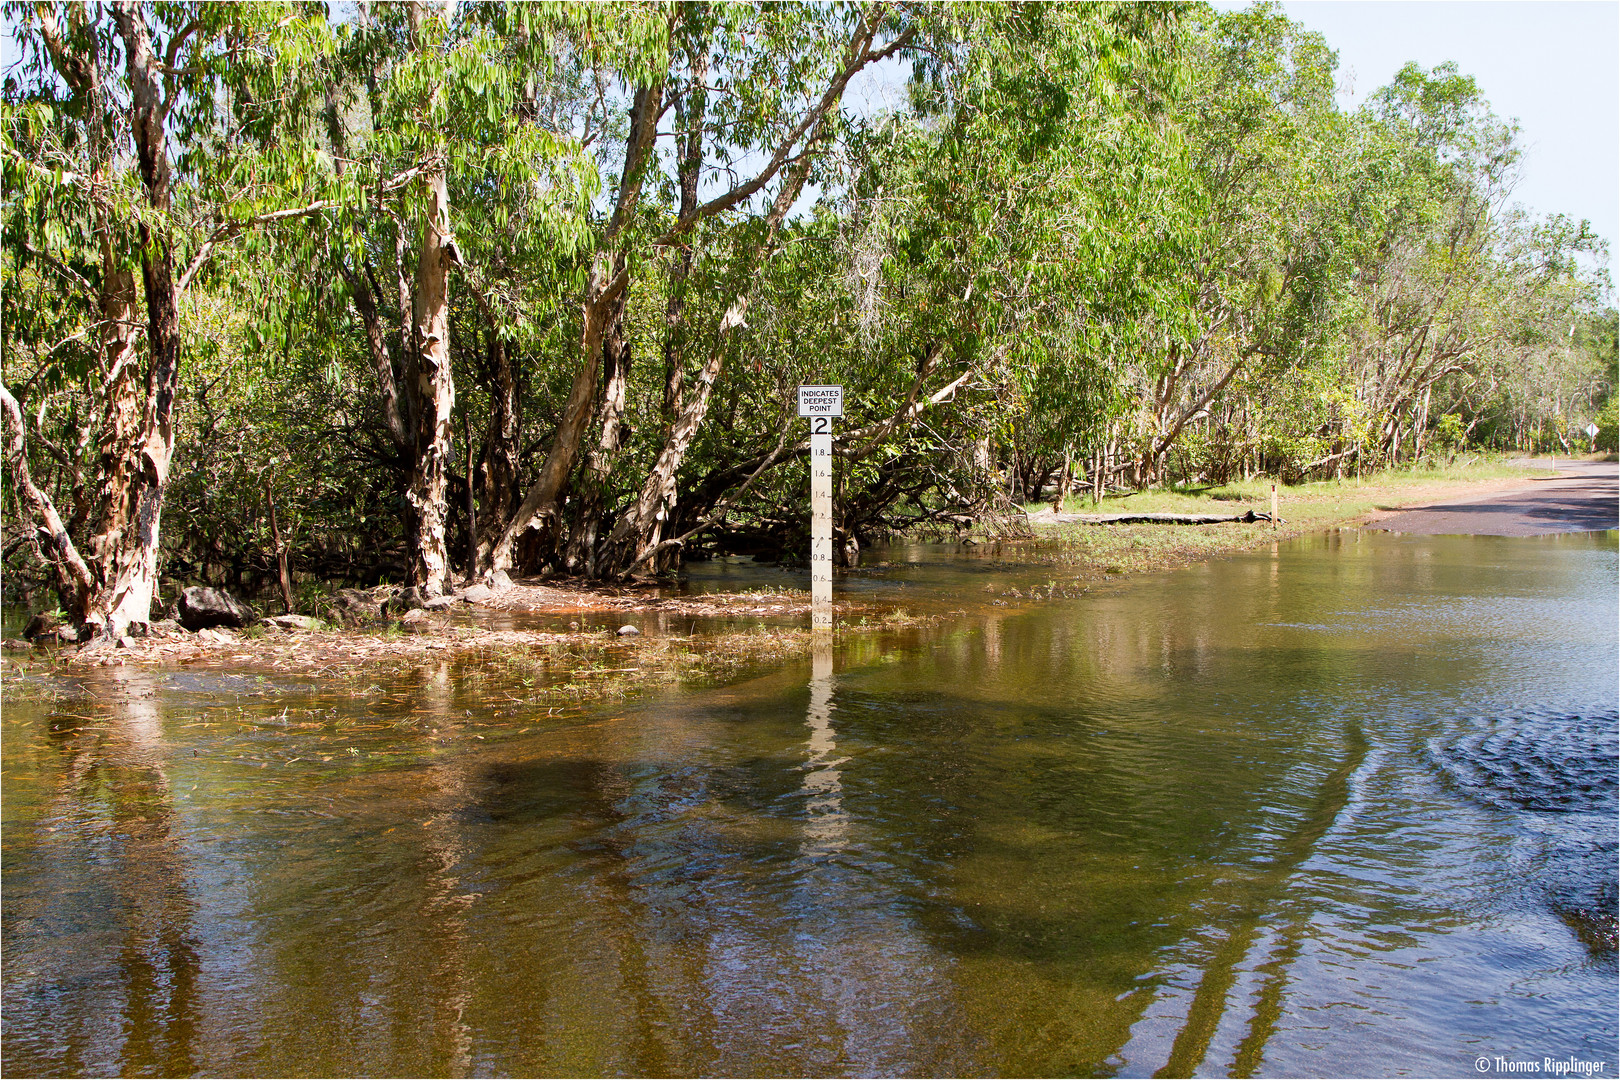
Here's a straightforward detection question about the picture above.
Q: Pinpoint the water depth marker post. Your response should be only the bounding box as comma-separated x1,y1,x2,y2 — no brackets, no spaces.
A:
799,384,843,630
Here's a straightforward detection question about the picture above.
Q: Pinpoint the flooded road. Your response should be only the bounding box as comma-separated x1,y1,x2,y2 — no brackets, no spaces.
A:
3,530,1615,1077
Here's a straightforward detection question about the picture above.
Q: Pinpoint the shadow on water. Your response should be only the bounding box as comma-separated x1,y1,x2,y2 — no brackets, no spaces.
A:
2,529,1615,1076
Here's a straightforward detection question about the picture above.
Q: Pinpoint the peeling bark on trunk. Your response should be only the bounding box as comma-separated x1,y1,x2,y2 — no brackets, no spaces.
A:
566,298,632,575
85,247,160,636
76,0,182,640
638,49,709,577
404,165,457,597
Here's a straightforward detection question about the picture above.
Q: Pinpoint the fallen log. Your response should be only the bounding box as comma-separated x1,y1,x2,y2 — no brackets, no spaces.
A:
1040,510,1277,525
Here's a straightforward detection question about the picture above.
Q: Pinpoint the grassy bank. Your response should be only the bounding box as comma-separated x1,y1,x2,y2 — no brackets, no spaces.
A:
1017,457,1560,577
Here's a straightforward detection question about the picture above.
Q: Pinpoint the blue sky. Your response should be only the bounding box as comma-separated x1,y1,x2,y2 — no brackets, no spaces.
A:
1274,0,1620,285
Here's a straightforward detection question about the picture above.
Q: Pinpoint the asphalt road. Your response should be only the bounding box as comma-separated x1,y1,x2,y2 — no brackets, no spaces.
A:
1375,460,1619,536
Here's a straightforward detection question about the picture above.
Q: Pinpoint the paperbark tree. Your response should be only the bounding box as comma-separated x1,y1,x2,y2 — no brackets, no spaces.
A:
488,3,920,580
2,2,328,637
319,0,596,593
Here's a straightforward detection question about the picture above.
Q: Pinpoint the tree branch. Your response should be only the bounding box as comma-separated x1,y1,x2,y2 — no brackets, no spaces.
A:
622,421,795,574
177,199,336,293
655,11,915,246
19,240,99,306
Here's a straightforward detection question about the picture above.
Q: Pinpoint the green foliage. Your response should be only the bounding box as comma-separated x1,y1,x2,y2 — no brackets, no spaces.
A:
1595,398,1619,454
3,1,1613,605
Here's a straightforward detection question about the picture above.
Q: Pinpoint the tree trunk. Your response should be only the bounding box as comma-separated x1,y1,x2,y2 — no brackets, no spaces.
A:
264,480,294,614
404,164,457,596
488,80,664,578
663,39,707,427
566,297,632,575
83,247,152,632
1413,385,1432,462
488,258,619,576
471,295,520,568
82,0,182,640
463,412,477,583
1051,446,1071,513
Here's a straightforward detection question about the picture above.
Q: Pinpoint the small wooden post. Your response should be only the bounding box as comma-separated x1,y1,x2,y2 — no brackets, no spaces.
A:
1270,481,1278,529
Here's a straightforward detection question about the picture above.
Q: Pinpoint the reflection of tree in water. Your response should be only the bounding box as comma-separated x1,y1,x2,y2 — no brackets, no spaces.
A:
416,660,477,1076
18,669,201,1076
264,659,492,1075
449,654,981,1075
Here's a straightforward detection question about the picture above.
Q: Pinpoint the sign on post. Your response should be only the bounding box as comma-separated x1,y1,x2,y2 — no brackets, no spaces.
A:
798,386,843,630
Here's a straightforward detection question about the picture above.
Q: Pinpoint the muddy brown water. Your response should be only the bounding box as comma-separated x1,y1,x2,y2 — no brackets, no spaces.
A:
3,530,1615,1077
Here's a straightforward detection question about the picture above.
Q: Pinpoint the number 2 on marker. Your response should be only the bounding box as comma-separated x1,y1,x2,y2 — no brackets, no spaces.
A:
811,415,829,435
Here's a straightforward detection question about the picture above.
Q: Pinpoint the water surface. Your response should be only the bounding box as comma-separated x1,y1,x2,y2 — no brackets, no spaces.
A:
3,530,1615,1077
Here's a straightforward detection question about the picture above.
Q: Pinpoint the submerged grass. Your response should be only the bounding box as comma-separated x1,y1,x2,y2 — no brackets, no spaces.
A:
455,607,937,705
457,625,818,704
1,605,938,717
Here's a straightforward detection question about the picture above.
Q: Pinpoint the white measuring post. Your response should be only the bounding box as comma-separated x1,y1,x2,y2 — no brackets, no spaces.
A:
799,385,843,631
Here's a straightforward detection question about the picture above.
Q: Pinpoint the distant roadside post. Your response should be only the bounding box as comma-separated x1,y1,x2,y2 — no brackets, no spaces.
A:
799,385,843,630
1586,421,1599,451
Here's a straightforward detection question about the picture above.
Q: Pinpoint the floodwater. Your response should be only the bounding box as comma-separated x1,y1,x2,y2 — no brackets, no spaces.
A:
2,530,1615,1078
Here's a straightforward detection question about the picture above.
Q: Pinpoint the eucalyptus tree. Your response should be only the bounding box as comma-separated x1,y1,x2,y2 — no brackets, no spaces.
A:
1329,60,1531,467
1,2,330,637
308,1,597,597
1112,2,1354,486
1428,212,1611,453
839,2,1192,504
480,1,929,581
578,1,1196,562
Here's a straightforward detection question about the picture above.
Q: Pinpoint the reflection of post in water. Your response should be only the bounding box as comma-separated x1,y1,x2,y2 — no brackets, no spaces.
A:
801,635,848,855
45,669,201,1075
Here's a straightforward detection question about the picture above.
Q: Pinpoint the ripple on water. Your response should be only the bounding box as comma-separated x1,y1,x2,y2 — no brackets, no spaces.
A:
1426,709,1618,815
1426,709,1619,954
